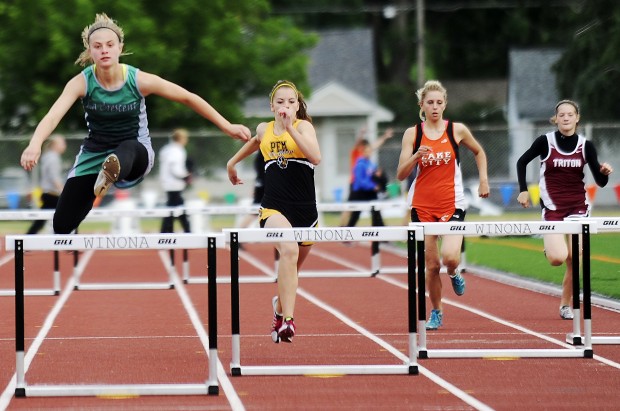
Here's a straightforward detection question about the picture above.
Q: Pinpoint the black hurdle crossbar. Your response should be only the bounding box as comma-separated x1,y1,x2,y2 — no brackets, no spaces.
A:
14,239,26,397
207,236,219,395
582,224,593,357
407,229,419,374
569,232,581,345
229,231,241,376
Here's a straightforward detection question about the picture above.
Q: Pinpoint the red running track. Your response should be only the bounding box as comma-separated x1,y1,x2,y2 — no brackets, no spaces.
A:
0,241,619,410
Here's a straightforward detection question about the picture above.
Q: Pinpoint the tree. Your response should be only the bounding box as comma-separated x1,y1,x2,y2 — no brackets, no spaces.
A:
265,1,585,126
0,0,316,132
555,0,620,121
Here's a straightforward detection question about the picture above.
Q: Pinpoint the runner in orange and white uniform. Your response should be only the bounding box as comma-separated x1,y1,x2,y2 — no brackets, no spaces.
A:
397,80,489,331
407,120,466,222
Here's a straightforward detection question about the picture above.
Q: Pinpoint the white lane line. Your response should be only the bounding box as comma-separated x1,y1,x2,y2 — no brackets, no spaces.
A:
381,275,620,370
310,247,370,272
159,251,246,411
0,249,94,410
297,288,494,411
236,243,620,406
238,248,493,410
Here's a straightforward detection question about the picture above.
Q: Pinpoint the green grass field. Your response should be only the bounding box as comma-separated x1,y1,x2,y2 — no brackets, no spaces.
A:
2,208,618,300
464,234,620,300
459,209,620,300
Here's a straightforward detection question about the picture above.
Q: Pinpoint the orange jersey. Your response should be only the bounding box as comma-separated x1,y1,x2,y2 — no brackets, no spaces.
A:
409,123,466,214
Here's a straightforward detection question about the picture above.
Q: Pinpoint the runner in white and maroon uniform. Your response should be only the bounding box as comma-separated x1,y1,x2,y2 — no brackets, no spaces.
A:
517,100,614,320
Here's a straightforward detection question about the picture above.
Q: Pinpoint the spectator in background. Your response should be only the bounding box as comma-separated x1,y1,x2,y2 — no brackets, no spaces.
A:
345,141,385,228
160,128,192,233
26,135,67,234
339,127,394,225
374,166,389,200
516,99,613,320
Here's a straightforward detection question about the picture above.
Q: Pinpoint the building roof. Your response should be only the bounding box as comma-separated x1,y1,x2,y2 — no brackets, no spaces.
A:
307,81,393,121
508,48,563,121
308,28,377,101
244,28,385,119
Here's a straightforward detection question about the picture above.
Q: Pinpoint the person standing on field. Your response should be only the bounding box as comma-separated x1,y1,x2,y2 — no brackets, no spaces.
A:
26,135,67,234
160,128,192,233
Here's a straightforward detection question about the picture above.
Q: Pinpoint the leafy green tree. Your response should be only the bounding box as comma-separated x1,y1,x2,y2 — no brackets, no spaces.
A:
0,0,315,132
555,0,620,121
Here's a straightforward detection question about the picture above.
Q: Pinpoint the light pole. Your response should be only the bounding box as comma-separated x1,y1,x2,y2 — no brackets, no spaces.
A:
384,1,425,88
416,0,425,88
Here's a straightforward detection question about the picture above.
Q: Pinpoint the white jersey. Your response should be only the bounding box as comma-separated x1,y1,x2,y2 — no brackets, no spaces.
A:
159,142,189,192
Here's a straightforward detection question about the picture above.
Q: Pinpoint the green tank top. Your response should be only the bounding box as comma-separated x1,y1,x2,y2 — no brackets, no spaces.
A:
81,64,149,151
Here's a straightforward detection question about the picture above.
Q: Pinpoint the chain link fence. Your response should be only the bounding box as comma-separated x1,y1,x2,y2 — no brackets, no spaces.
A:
1,123,619,209
377,123,620,210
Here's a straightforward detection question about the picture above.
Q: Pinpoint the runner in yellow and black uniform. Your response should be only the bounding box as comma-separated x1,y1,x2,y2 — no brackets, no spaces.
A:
259,119,318,233
227,80,321,344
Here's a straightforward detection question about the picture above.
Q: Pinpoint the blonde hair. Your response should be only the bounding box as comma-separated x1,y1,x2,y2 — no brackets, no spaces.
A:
415,80,448,121
269,80,312,123
550,99,580,125
75,13,129,66
171,128,189,143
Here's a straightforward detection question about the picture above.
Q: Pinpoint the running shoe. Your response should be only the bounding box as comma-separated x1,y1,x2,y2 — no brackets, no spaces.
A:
425,309,443,330
559,305,574,320
94,154,120,197
270,296,283,343
450,272,466,296
277,317,296,343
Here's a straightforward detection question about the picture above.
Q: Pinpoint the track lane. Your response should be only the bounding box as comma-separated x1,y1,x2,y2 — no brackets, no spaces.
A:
1,239,619,410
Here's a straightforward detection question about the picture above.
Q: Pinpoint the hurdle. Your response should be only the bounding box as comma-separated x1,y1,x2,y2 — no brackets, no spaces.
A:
6,232,221,397
319,200,408,277
181,204,262,284
414,220,594,359
181,201,406,284
565,217,620,346
225,226,421,376
72,207,189,290
0,210,61,296
0,207,192,293
267,200,409,280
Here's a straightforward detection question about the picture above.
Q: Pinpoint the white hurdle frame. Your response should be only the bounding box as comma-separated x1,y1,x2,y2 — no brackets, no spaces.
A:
414,220,595,359
0,210,61,296
6,232,222,398
74,208,190,290
0,208,190,293
319,200,408,277
225,226,421,376
565,217,620,346
182,200,410,284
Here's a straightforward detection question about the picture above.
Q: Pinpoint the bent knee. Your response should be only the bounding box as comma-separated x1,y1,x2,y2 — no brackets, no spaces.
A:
546,251,567,266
